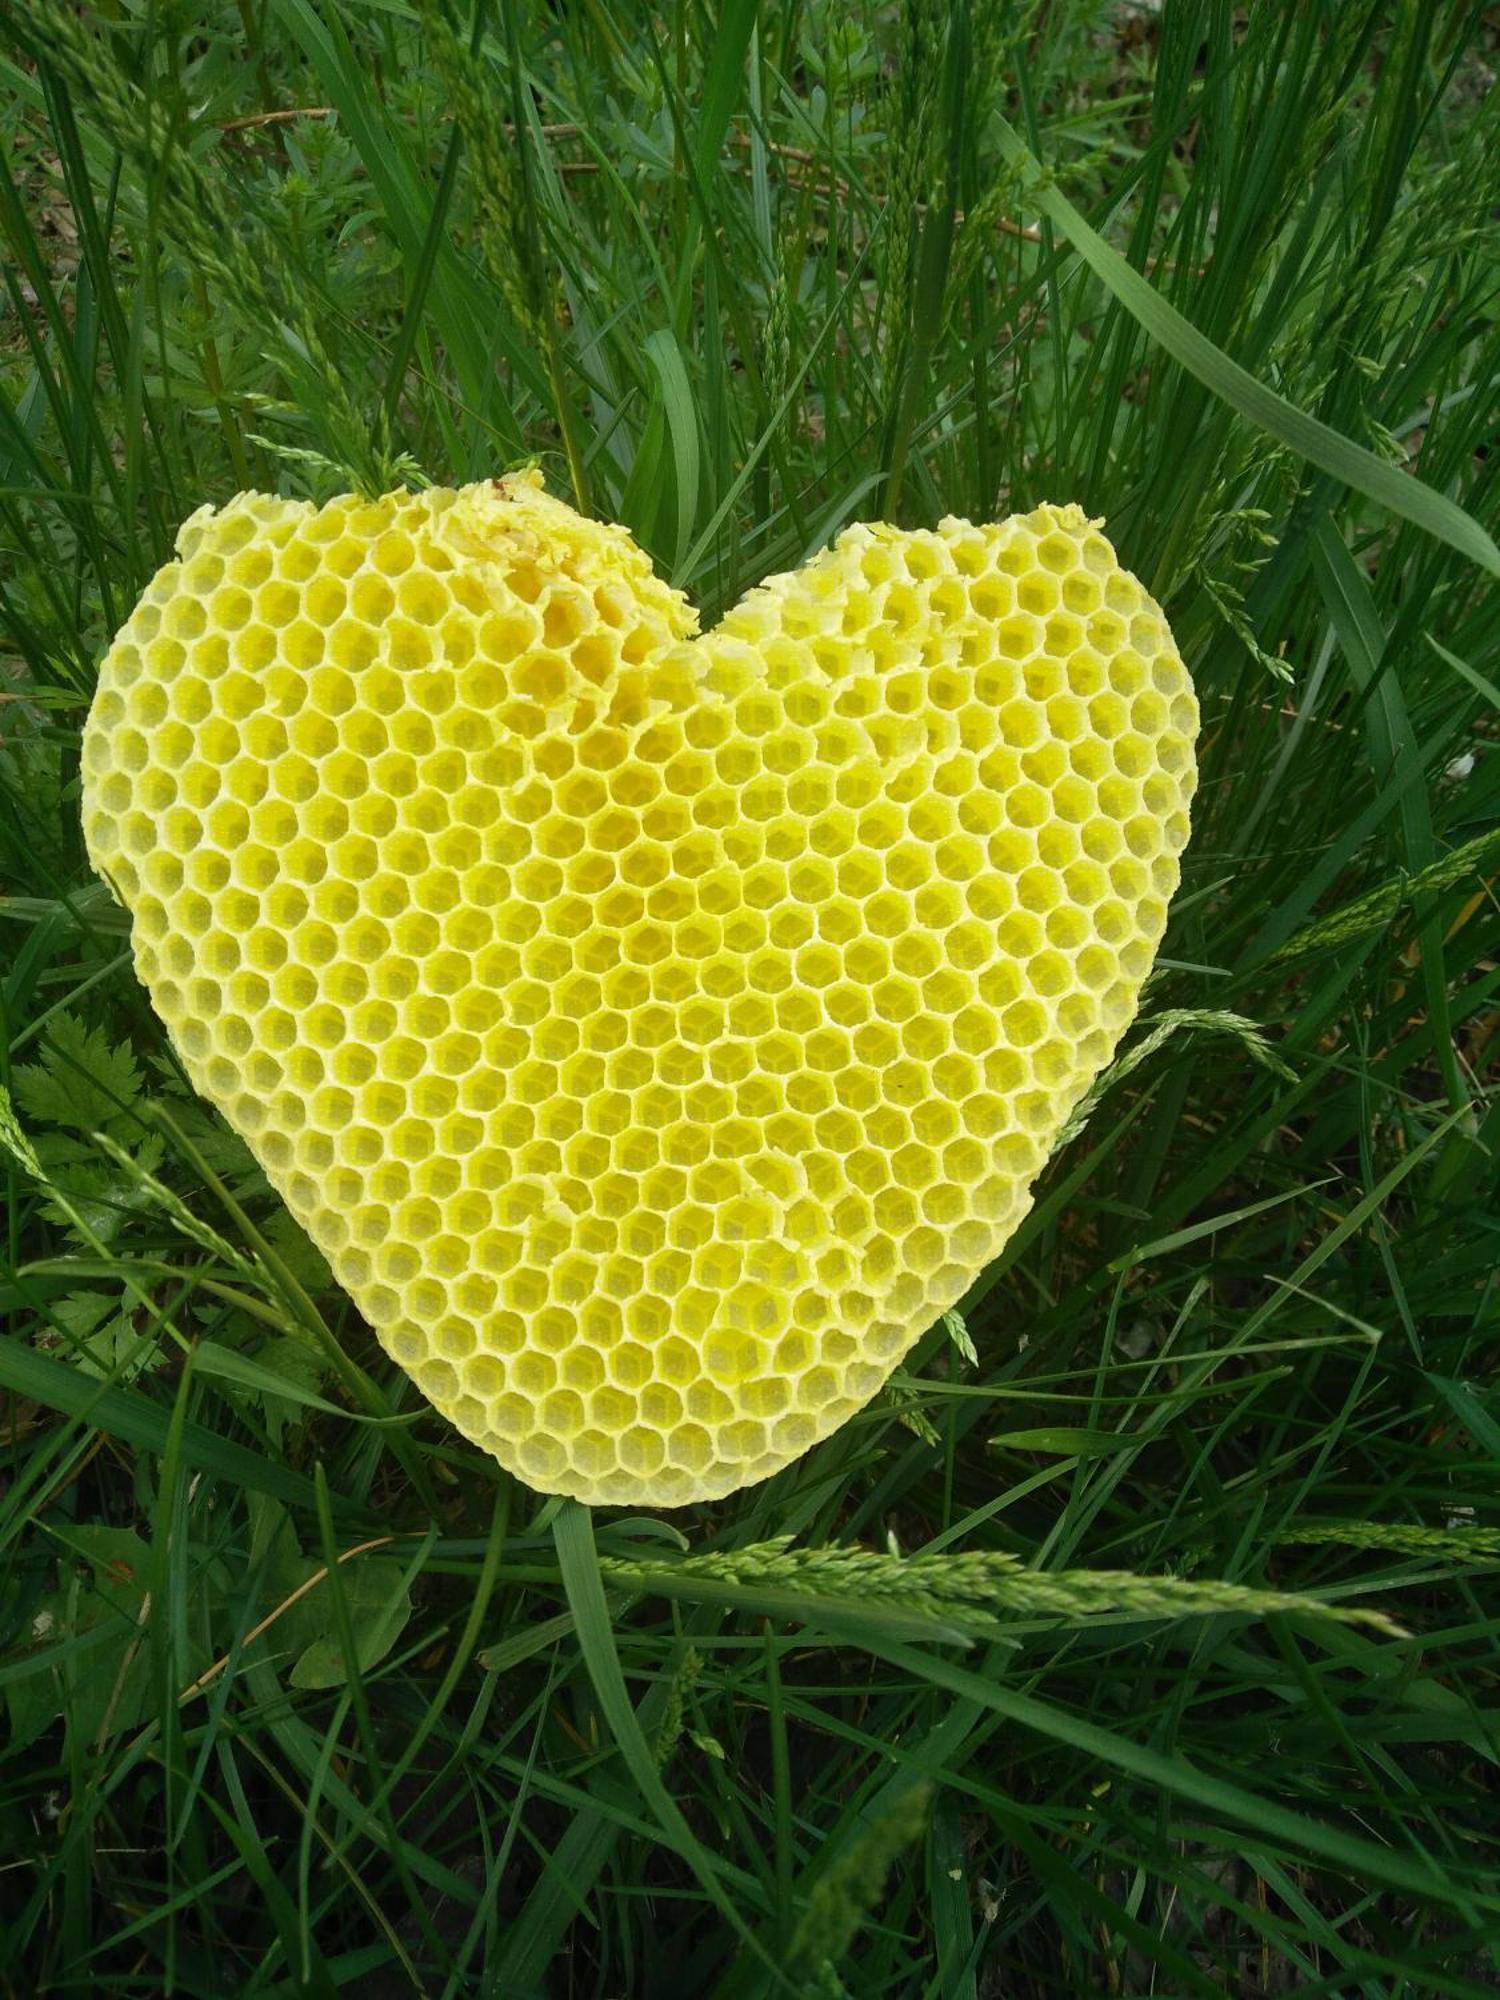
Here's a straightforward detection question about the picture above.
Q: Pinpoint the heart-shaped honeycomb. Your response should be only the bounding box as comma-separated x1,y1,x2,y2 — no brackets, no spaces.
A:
81,472,1196,1506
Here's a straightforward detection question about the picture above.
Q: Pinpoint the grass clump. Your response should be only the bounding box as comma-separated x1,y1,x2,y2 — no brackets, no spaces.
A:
1,2,1498,1993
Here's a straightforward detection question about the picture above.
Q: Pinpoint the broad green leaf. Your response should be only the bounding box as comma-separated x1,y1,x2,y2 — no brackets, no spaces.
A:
287,1555,413,1690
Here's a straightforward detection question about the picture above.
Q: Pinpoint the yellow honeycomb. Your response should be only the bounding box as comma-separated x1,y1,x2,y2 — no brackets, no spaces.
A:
80,471,1197,1507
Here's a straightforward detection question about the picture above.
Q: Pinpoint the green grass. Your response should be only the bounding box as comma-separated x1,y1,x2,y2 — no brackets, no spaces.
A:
2,1,1498,1991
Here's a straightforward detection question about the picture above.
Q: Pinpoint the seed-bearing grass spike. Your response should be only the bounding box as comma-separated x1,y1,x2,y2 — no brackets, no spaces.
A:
81,471,1197,1507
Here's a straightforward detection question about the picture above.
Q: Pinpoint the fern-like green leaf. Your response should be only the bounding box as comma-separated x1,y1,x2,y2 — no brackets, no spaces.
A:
13,1014,144,1134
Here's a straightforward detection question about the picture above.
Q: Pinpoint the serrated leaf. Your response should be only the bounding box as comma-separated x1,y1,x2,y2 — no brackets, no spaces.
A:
36,1302,161,1382
13,1013,143,1134
31,1141,163,1248
34,1287,168,1386
45,1289,116,1342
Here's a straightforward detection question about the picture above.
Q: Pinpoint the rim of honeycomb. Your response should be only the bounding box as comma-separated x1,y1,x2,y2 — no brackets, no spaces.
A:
81,471,1198,1507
